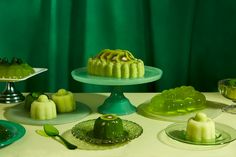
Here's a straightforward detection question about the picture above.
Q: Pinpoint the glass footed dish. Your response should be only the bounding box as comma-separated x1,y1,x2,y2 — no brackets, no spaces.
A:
218,78,236,114
71,119,143,145
165,122,236,145
0,68,48,104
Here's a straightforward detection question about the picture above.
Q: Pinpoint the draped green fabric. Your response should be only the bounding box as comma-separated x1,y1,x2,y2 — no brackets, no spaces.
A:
0,0,236,93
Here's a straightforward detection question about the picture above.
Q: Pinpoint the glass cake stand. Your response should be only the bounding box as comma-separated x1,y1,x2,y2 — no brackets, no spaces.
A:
0,68,47,104
71,66,162,115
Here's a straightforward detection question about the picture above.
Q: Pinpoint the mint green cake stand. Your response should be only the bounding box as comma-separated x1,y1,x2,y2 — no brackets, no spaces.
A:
71,66,162,115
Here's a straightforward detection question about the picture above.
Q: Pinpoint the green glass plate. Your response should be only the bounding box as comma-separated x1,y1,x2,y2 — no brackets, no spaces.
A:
71,119,143,145
165,122,236,145
4,102,91,125
137,100,224,122
71,66,162,86
0,120,25,148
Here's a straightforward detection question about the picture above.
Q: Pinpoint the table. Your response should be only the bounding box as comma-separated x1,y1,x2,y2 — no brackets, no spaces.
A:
1,93,236,157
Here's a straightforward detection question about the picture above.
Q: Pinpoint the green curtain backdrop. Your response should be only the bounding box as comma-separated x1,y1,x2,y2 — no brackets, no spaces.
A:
0,0,235,93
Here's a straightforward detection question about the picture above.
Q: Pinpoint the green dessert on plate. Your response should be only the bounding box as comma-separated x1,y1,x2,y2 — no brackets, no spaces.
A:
186,112,215,142
0,125,11,141
71,114,143,146
87,49,144,78
24,92,45,111
52,89,76,113
93,114,124,140
30,95,57,120
146,86,206,115
0,57,35,79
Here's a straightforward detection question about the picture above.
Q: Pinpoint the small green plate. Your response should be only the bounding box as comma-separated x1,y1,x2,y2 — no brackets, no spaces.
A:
165,122,236,145
0,120,25,148
71,119,143,145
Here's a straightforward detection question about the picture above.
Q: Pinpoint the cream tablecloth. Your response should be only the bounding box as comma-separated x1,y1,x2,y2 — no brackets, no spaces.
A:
0,93,236,157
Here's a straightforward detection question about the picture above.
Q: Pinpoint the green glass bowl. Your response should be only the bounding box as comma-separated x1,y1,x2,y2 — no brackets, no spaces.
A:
218,78,236,101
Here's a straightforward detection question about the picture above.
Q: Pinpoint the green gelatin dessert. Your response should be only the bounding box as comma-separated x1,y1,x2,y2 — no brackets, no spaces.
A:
30,95,57,120
146,86,206,115
52,89,76,113
186,112,215,142
93,114,124,140
0,58,8,77
87,49,145,78
0,125,11,141
0,57,35,79
24,92,45,111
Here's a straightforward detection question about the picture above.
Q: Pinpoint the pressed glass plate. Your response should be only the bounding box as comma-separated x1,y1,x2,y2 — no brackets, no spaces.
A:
62,129,128,150
0,120,25,148
165,122,236,145
71,119,143,145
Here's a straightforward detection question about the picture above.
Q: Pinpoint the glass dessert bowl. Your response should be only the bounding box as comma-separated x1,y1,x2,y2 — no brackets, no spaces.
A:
218,78,236,114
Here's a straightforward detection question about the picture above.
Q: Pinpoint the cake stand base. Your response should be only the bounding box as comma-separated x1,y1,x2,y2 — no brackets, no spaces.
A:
98,86,136,115
0,82,25,104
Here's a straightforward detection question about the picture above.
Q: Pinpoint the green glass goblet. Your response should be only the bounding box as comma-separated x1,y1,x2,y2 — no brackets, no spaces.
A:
218,78,236,114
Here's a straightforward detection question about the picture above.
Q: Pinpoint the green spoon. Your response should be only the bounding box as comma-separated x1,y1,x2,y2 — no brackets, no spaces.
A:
43,124,77,150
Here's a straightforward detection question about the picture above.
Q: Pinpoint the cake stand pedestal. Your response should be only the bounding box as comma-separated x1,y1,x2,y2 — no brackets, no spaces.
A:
0,82,25,103
71,66,162,115
98,86,136,115
0,68,47,104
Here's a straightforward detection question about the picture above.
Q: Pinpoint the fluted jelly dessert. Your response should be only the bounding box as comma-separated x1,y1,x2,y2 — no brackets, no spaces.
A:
87,49,145,78
52,89,76,113
186,112,215,142
24,92,45,111
30,95,57,120
146,86,206,115
93,114,124,140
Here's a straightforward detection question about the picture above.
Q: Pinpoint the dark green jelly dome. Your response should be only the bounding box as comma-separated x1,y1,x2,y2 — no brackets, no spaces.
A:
93,114,124,140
